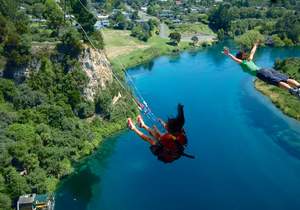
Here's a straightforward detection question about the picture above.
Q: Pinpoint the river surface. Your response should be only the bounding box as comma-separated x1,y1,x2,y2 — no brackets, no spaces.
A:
55,43,300,210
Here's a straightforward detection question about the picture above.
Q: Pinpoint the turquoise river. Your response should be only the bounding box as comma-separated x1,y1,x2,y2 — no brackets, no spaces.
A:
55,42,300,210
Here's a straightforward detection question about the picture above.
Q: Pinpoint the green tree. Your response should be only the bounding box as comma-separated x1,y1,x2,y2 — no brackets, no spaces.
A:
0,78,17,102
235,30,264,49
75,102,95,119
32,3,46,19
132,11,139,20
0,15,9,44
13,85,47,109
169,32,181,45
90,30,104,50
112,11,128,30
0,0,18,20
44,0,64,34
23,154,39,172
3,34,31,69
0,174,6,192
217,29,225,40
95,89,113,119
131,23,151,41
58,27,83,58
275,12,300,43
72,0,96,34
191,36,199,46
6,167,30,197
208,3,233,32
271,34,285,47
27,168,48,193
0,193,11,210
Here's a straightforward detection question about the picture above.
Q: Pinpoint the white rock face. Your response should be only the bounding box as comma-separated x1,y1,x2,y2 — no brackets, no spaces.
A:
79,47,113,102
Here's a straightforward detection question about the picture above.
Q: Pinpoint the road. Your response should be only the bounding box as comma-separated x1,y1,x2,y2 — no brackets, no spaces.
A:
159,23,170,39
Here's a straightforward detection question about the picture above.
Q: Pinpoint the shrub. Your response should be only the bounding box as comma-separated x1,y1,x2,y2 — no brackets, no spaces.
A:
235,30,264,49
271,34,285,47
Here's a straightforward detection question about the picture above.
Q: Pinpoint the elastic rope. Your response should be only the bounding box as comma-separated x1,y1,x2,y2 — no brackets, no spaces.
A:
68,1,159,122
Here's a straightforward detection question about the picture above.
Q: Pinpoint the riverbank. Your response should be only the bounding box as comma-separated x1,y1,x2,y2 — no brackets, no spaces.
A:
254,57,300,121
102,29,216,71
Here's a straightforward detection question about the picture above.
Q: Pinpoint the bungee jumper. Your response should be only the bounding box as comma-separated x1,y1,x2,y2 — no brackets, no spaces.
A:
127,104,194,163
223,41,300,99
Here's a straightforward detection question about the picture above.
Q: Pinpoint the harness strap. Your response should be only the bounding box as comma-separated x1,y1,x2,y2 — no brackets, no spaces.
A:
182,153,195,159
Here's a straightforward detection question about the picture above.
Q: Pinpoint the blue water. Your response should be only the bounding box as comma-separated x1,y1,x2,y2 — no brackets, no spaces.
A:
56,43,300,210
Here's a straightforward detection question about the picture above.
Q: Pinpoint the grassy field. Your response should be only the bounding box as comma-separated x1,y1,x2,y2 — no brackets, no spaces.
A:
255,58,300,121
102,29,150,60
102,29,192,70
172,23,215,35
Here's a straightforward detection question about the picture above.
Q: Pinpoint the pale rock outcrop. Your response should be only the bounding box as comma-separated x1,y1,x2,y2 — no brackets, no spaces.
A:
79,47,113,102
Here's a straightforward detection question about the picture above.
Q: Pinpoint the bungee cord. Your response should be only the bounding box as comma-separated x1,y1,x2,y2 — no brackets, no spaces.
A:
67,1,159,123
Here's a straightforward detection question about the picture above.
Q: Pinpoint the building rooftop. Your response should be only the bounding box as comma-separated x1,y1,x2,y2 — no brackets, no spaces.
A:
18,194,36,204
35,194,49,204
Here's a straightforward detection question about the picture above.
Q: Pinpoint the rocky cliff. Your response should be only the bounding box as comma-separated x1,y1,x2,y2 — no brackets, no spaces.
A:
5,45,115,102
79,46,113,102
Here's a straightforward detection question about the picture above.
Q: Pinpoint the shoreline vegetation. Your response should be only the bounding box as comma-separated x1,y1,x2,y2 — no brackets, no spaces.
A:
255,58,300,121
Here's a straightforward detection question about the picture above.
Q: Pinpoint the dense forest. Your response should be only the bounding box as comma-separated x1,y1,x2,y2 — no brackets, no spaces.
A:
0,1,136,209
208,0,300,47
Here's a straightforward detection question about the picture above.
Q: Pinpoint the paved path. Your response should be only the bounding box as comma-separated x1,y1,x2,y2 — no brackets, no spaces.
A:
159,23,170,39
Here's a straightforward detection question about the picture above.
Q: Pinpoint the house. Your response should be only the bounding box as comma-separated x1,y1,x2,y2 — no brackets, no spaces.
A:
135,19,147,24
17,194,54,210
175,0,182,6
141,7,148,12
17,194,34,210
94,13,110,29
31,18,47,23
65,14,75,20
122,11,131,20
159,10,174,18
96,14,109,20
172,19,181,24
94,19,110,30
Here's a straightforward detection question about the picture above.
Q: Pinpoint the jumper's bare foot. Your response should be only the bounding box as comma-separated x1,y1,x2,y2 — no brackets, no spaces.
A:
137,115,146,128
127,118,135,130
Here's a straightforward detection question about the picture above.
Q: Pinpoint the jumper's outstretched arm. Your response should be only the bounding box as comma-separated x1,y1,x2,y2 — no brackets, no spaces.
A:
248,42,259,61
223,48,242,64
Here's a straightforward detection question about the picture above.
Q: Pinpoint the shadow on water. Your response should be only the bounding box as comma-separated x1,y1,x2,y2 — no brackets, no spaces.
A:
240,82,300,159
187,50,200,57
168,53,182,64
139,60,155,71
55,137,118,210
204,41,231,68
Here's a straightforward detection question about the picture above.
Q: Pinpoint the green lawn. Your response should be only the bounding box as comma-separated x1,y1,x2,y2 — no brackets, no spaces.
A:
102,29,192,71
102,29,145,49
172,23,215,35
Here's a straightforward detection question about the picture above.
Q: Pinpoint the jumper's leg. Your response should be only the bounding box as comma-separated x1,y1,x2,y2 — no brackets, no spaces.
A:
128,118,156,145
287,79,300,88
137,115,161,139
279,82,292,90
